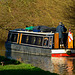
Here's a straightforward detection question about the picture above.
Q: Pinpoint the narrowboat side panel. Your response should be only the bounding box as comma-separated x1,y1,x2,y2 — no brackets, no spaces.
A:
5,42,51,58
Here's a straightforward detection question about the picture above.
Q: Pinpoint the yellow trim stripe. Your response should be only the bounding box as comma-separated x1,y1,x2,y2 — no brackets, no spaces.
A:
19,33,22,44
17,33,20,44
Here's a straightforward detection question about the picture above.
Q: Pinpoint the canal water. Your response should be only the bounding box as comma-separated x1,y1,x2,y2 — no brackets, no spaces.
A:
11,53,75,75
0,41,6,56
0,41,75,75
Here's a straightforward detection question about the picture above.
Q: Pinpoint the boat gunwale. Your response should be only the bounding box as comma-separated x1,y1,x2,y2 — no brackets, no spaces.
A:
6,41,52,49
9,30,54,35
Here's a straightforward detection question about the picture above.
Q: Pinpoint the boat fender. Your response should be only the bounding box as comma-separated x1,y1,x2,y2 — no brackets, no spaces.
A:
66,51,71,55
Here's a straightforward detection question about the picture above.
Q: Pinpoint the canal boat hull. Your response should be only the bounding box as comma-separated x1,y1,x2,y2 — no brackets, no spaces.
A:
5,42,75,57
5,42,51,58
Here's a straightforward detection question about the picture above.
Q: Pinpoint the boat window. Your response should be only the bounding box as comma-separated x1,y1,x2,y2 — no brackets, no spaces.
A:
49,36,53,48
28,36,31,44
11,34,18,42
21,35,29,44
43,37,49,46
28,36,35,44
8,33,12,41
31,36,36,44
26,36,29,44
21,35,27,43
21,35,36,45
36,37,43,46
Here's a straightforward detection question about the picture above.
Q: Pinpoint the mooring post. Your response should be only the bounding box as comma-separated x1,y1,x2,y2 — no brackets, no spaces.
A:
1,61,4,66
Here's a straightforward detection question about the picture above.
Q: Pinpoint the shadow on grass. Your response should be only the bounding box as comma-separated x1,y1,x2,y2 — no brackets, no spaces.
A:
0,56,20,65
0,67,58,75
0,56,58,75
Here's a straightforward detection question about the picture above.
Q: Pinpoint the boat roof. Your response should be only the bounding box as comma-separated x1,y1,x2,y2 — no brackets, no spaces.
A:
9,30,54,35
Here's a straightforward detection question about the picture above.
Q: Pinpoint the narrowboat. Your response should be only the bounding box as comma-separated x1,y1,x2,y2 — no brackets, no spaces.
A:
5,27,75,57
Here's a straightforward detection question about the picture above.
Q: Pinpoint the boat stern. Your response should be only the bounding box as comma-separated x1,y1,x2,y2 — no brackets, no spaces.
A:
51,49,75,57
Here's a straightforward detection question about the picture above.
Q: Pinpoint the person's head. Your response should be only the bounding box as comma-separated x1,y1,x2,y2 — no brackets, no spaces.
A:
59,22,63,25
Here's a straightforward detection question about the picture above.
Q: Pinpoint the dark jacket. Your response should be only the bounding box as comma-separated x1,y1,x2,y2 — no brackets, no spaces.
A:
56,25,67,38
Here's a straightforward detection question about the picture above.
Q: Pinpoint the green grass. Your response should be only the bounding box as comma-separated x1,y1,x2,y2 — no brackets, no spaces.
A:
0,63,58,75
0,56,58,75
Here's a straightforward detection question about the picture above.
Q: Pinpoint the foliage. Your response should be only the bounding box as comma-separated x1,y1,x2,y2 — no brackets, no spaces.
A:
0,0,75,47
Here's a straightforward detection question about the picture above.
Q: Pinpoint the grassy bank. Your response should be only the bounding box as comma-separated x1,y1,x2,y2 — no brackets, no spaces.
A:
0,56,58,75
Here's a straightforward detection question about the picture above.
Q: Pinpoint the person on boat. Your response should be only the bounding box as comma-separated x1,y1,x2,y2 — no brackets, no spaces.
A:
56,22,67,48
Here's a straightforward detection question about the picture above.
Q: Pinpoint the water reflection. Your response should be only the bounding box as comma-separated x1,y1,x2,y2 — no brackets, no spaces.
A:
0,41,6,56
0,41,5,50
10,52,75,75
11,52,52,71
51,57,75,75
